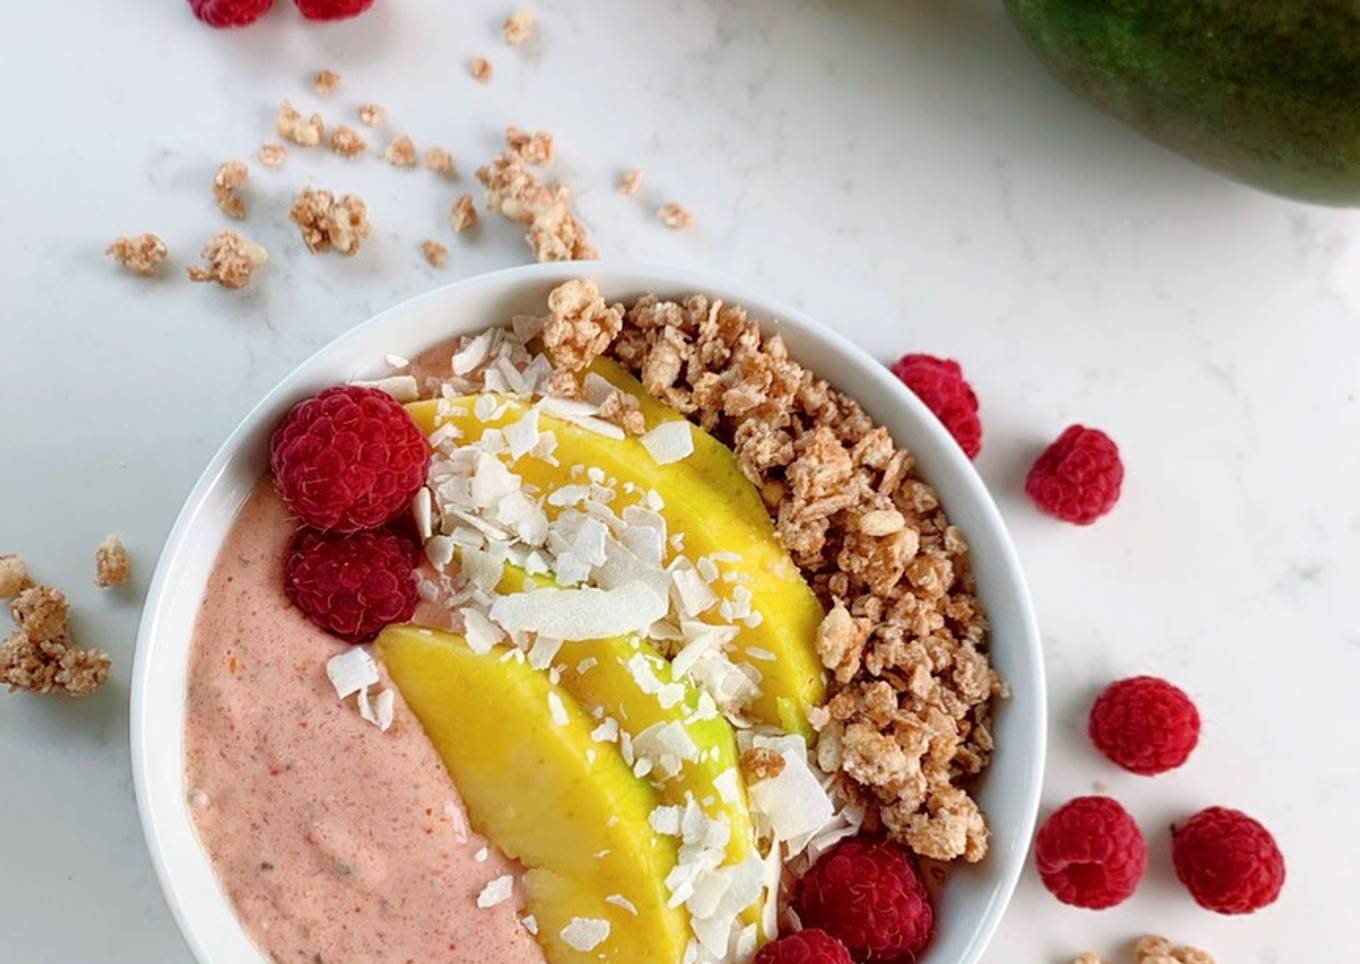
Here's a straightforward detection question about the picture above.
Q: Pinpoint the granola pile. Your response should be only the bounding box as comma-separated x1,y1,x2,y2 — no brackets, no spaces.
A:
544,289,1008,862
1077,935,1215,964
0,555,112,697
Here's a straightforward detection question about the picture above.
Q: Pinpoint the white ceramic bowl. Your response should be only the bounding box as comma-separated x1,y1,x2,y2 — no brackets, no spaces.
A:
132,261,1045,964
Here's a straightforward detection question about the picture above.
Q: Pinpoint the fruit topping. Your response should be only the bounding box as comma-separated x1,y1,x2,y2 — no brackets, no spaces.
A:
1035,796,1146,909
284,528,419,642
889,353,983,459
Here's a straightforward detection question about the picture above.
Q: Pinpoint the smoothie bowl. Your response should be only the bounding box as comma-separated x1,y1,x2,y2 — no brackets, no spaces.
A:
132,263,1044,964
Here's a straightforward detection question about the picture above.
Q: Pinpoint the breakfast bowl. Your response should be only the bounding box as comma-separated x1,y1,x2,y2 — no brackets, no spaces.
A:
131,261,1045,964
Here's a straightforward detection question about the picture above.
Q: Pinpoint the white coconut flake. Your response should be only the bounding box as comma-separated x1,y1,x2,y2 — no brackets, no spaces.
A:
488,583,667,640
326,647,379,699
520,913,538,934
649,805,683,835
503,408,542,459
547,691,568,726
714,768,740,804
425,534,456,571
590,718,619,743
471,451,520,507
352,374,419,402
559,917,610,952
474,846,489,862
384,352,410,370
462,609,504,654
527,635,563,670
747,735,835,849
476,874,514,908
453,332,493,375
413,487,434,541
640,421,695,465
605,894,638,915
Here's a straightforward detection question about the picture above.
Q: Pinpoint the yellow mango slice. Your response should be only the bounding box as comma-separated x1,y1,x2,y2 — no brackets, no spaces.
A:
406,392,826,733
375,625,691,964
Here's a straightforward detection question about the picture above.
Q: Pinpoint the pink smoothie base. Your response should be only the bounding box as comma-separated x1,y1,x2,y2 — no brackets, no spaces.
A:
182,478,542,964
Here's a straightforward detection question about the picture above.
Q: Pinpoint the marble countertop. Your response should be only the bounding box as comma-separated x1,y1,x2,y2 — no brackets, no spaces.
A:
2,1,1355,961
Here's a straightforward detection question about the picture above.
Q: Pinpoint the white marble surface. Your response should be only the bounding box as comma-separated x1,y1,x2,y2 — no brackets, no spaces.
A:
1,1,1356,961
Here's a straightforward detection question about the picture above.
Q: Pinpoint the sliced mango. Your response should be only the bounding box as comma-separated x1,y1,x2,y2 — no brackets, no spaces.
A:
375,625,690,964
406,392,826,733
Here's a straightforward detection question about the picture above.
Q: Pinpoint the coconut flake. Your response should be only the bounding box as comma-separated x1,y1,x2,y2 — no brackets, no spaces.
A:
476,874,514,908
670,562,719,617
527,635,563,670
560,917,610,952
326,647,379,699
520,914,538,934
640,421,695,465
488,583,667,640
746,735,835,849
503,408,542,459
547,691,568,726
413,488,434,541
453,332,493,375
462,609,504,654
605,894,638,915
352,375,419,402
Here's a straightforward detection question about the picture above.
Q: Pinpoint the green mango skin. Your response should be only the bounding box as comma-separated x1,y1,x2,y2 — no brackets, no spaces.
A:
1005,0,1360,205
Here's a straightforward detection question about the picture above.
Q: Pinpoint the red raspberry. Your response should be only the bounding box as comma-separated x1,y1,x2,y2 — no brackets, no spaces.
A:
1088,676,1200,775
794,837,933,961
753,929,852,964
1034,796,1146,909
1025,424,1123,524
890,354,982,459
189,0,274,27
1172,807,1285,914
285,528,419,642
293,0,375,20
270,385,429,533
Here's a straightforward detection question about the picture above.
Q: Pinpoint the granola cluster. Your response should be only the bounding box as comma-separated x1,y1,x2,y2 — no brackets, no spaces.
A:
384,134,417,167
106,234,168,276
476,130,597,263
276,100,324,147
289,187,372,256
0,557,110,697
212,160,249,219
331,125,369,159
1077,936,1215,964
187,231,268,289
599,292,1004,862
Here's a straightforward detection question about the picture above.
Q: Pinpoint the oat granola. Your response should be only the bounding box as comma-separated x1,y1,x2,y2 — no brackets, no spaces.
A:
313,68,342,97
602,292,1004,862
0,555,29,598
187,231,268,288
1077,937,1216,964
506,126,555,166
288,188,372,256
503,9,535,46
385,134,417,167
449,193,478,232
95,536,131,588
476,142,596,262
258,142,287,167
331,125,369,159
357,103,386,126
275,100,324,147
106,233,168,277
11,585,66,642
425,146,457,176
658,202,694,230
0,630,110,697
212,160,248,219
421,239,448,269
618,168,642,196
542,279,622,372
469,56,493,84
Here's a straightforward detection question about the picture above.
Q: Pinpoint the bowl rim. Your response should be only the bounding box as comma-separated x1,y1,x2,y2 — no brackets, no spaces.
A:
131,260,1045,964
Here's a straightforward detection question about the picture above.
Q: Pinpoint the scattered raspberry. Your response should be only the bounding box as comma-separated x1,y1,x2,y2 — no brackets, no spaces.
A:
293,0,374,20
1035,796,1146,909
1171,807,1285,914
189,0,273,27
1089,676,1200,775
284,528,419,642
271,386,429,532
753,929,853,964
795,837,933,961
1026,425,1123,524
889,354,982,459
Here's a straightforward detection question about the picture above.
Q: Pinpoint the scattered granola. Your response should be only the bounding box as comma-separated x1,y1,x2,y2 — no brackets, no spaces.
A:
421,239,448,268
212,160,248,219
0,556,28,598
449,193,478,232
541,279,622,371
106,234,168,277
476,140,596,262
276,100,324,147
1076,936,1216,964
331,125,369,158
313,68,342,97
95,536,131,589
425,146,456,176
469,56,494,84
385,134,418,167
288,188,372,256
357,103,386,126
658,202,694,230
258,142,287,167
11,586,68,643
0,630,110,697
740,747,786,783
618,168,642,196
503,9,535,46
187,231,268,288
506,126,554,165
603,292,1004,863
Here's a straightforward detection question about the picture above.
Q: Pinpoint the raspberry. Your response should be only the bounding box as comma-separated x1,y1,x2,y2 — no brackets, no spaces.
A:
284,528,419,642
293,0,375,20
1089,676,1200,775
1025,424,1123,524
270,385,429,533
1172,807,1285,914
1034,796,1146,909
753,929,853,964
189,0,273,27
794,837,933,961
890,354,982,459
